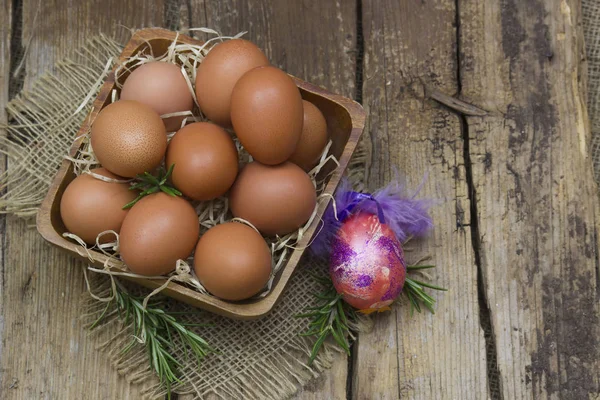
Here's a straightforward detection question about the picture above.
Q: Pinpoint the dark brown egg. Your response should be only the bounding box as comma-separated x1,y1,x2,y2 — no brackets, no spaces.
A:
289,100,329,171
165,122,238,201
60,168,137,245
194,222,272,301
229,162,317,236
230,66,303,165
91,100,167,178
195,39,269,127
120,61,194,132
119,193,199,276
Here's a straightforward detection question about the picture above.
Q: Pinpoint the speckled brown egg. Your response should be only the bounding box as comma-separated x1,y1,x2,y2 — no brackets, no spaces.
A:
229,162,317,236
194,222,272,301
120,61,194,132
289,100,329,171
165,122,238,201
195,39,269,127
91,100,167,178
230,66,303,165
60,168,137,245
119,193,199,276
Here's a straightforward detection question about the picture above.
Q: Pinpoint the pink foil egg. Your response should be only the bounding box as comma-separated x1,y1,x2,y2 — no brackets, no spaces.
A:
329,212,406,312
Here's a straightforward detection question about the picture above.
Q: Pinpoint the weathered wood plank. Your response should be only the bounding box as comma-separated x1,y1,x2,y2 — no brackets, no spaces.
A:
353,1,489,398
294,353,348,400
187,1,357,398
0,0,11,390
191,0,357,99
0,1,164,398
21,0,165,89
459,0,600,398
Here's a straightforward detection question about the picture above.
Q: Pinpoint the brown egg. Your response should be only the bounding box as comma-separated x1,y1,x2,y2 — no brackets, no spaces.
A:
120,61,194,132
194,222,271,301
91,100,167,178
60,168,137,245
119,193,199,276
289,100,329,171
231,66,303,165
195,39,269,127
229,162,317,236
165,122,238,201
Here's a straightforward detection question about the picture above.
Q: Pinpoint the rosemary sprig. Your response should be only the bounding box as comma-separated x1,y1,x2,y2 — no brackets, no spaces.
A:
91,281,214,397
403,264,447,316
296,274,357,365
298,264,447,364
123,163,182,209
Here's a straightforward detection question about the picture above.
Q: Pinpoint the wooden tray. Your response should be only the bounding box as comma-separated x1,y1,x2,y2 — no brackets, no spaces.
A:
36,28,366,320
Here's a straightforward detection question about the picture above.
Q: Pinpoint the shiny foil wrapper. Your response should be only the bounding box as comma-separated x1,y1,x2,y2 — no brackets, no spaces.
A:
330,212,406,311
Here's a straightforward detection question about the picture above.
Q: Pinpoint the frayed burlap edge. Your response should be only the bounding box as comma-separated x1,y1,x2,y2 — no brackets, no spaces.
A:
0,34,122,218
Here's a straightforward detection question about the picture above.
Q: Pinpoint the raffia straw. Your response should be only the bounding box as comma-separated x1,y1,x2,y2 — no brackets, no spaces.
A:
83,266,116,303
74,57,115,114
84,171,132,184
141,260,207,308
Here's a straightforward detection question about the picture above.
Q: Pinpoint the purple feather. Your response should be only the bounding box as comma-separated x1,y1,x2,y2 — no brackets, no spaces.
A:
309,176,433,258
365,179,433,242
309,178,353,257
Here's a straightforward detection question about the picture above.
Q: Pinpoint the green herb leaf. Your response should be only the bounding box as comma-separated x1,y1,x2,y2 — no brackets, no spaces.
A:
122,165,182,209
402,265,447,315
406,264,437,270
91,281,213,397
297,275,357,365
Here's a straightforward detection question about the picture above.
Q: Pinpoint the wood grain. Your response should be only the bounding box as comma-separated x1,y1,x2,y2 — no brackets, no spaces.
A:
188,1,357,397
353,1,489,398
21,0,165,89
0,1,164,398
293,353,348,400
191,0,357,99
459,0,600,398
0,0,11,390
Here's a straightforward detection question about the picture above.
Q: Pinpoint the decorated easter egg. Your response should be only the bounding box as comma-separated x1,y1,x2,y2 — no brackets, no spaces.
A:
329,212,406,312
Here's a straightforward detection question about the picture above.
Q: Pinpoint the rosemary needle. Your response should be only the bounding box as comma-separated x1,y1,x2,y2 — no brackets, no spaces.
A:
298,263,447,363
90,281,214,397
122,163,182,209
296,278,357,365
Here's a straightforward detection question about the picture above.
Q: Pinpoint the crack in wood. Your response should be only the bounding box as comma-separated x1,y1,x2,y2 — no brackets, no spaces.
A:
3,0,23,298
8,0,25,101
455,0,502,398
164,0,182,31
461,113,504,400
354,0,364,105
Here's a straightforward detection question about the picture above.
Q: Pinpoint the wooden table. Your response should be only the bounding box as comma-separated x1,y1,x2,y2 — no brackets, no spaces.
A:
1,1,599,399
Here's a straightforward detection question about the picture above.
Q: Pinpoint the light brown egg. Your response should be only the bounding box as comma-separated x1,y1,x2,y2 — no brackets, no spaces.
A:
120,61,194,132
91,100,167,178
119,193,200,276
194,222,271,301
231,66,303,165
229,162,317,236
165,122,238,201
195,39,269,127
289,100,329,171
60,168,137,245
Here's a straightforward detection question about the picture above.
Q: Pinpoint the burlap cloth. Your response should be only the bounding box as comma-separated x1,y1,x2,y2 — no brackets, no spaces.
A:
2,3,600,399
